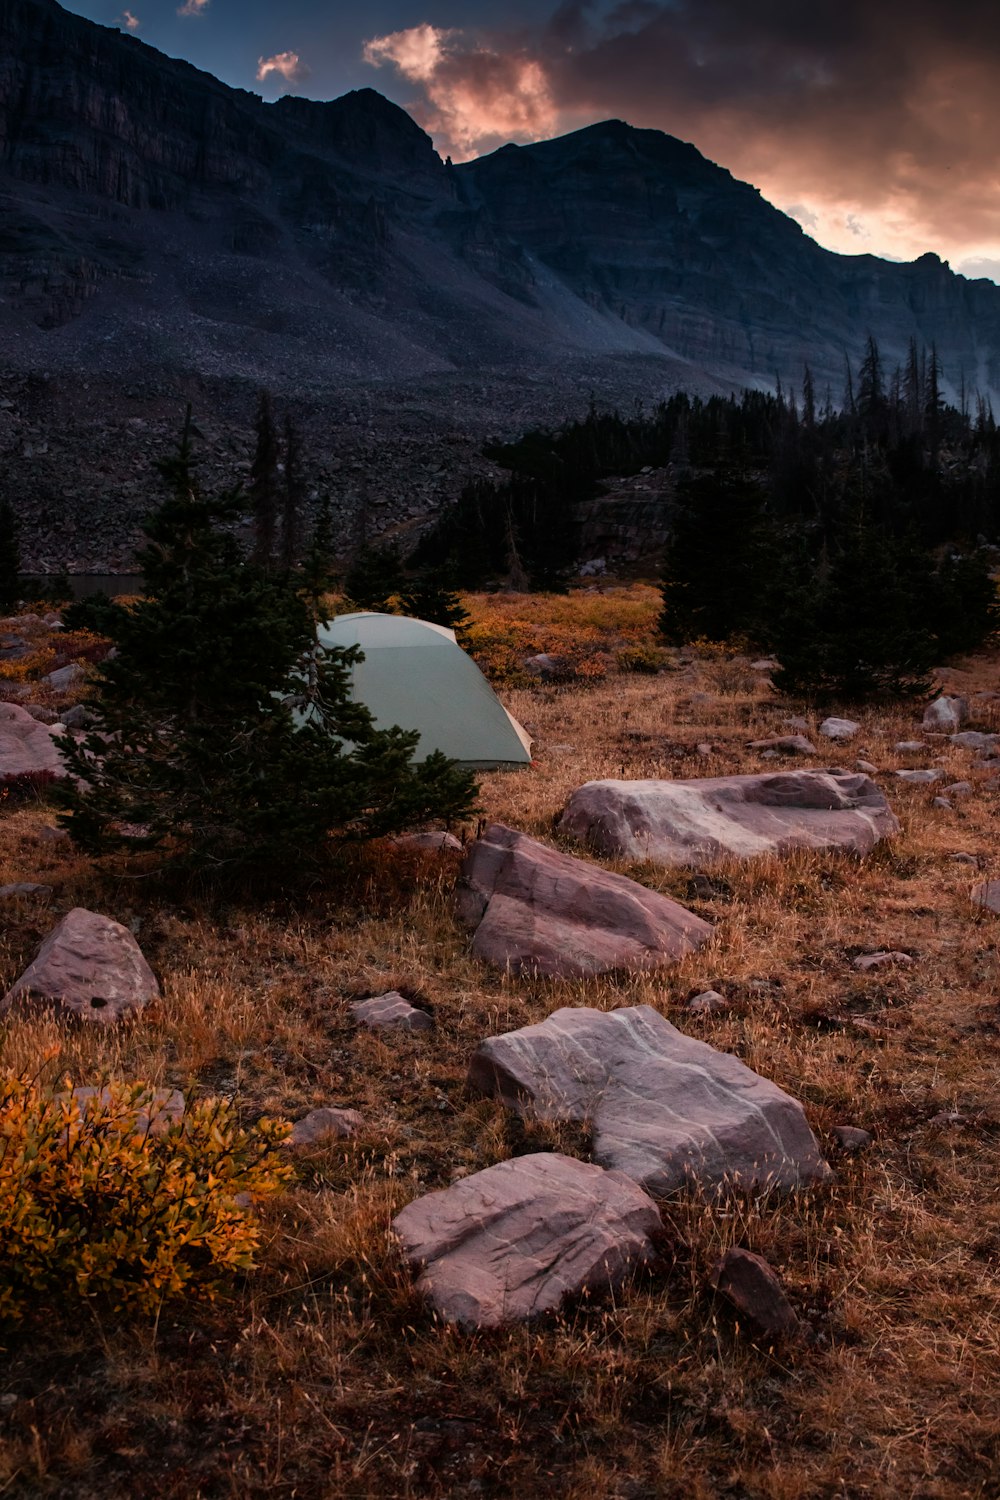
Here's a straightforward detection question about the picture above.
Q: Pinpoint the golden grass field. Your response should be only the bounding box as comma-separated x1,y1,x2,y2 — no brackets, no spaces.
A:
1,585,999,1498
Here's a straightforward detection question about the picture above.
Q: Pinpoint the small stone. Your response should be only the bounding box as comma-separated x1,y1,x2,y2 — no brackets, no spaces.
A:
928,1111,969,1128
750,658,779,672
852,951,913,971
941,782,973,798
949,852,978,865
23,705,60,725
709,1248,799,1343
894,741,928,754
688,989,728,1014
832,1125,872,1151
287,1106,365,1146
971,880,1000,914
894,769,943,783
0,882,52,899
351,991,434,1032
922,695,969,732
695,741,713,756
43,663,84,694
857,760,879,774
951,731,1000,753
747,734,817,756
391,831,462,853
60,704,92,730
932,797,953,809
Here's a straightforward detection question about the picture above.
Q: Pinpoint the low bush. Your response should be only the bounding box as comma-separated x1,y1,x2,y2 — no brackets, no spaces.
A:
0,1074,291,1321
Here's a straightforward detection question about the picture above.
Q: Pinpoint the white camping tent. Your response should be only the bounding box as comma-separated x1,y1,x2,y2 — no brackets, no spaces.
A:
315,612,532,770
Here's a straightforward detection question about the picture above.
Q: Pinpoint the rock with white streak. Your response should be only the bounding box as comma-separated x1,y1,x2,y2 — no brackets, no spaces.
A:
0,907,159,1024
469,1005,831,1196
852,951,913,971
393,1152,661,1328
558,771,898,868
458,824,711,978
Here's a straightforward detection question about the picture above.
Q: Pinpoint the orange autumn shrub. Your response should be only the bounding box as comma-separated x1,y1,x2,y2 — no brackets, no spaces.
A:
461,584,662,684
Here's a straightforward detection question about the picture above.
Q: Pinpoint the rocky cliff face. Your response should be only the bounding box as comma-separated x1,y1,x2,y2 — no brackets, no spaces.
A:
3,0,1000,568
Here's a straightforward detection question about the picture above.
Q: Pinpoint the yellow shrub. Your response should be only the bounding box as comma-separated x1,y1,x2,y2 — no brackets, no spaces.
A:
0,1075,291,1321
0,647,56,682
461,585,662,684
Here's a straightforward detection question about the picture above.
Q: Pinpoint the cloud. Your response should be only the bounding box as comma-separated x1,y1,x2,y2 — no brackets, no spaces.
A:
362,23,557,159
361,4,1000,264
177,0,208,16
256,51,308,86
117,10,139,31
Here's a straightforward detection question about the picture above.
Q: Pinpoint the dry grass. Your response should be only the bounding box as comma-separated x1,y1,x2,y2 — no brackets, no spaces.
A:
1,590,999,1497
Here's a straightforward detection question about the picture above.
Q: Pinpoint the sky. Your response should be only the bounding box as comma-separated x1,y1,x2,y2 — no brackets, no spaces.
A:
64,0,1000,281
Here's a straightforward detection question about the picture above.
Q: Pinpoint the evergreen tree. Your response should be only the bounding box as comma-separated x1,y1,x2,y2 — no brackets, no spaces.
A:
55,414,477,872
343,542,406,612
250,390,280,567
280,415,303,572
401,571,471,635
0,498,21,614
299,493,337,619
771,514,937,701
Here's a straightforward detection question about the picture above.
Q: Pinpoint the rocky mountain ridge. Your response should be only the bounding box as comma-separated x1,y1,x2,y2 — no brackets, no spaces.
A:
3,0,1000,568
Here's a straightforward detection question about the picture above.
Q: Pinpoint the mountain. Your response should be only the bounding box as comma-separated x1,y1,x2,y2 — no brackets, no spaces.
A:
3,0,1000,568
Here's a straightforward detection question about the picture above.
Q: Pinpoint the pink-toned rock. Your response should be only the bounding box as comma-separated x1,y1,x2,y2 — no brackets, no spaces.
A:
0,702,66,780
457,824,711,979
393,1152,661,1328
852,951,913,971
0,907,159,1024
558,771,898,868
469,1005,831,1196
971,880,1000,914
351,991,434,1032
895,768,943,784
288,1106,365,1146
688,989,728,1014
832,1125,872,1151
709,1248,799,1343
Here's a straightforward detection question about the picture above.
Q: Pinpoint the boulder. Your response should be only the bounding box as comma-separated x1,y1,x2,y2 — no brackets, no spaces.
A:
0,907,160,1024
922,695,968,732
971,880,1000,914
458,824,711,979
558,771,898,868
747,735,817,756
351,991,433,1032
951,731,1000,753
709,1248,799,1343
469,1005,831,1196
43,663,84,694
819,717,860,741
392,1152,661,1328
287,1106,365,1146
0,702,66,780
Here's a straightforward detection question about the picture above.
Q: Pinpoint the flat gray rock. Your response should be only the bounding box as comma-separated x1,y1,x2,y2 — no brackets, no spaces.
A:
469,1005,831,1196
351,991,433,1032
0,907,159,1024
819,717,860,741
393,1152,661,1328
558,771,898,868
895,768,943,784
951,732,1000,753
458,823,711,979
971,880,1000,914
0,702,66,780
853,951,912,971
747,735,817,756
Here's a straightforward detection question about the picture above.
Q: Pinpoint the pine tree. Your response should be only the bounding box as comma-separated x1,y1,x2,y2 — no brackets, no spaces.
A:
343,542,405,612
0,498,21,614
299,493,337,619
55,414,477,872
250,390,280,567
280,415,303,572
401,571,471,635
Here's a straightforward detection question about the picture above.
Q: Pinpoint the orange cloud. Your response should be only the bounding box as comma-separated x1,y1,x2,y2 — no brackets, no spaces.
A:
177,0,208,15
256,51,307,86
362,23,557,159
118,10,139,31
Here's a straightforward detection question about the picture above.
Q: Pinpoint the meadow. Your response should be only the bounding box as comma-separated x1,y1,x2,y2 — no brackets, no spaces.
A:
0,585,998,1499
